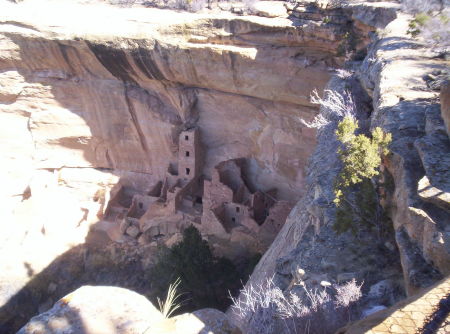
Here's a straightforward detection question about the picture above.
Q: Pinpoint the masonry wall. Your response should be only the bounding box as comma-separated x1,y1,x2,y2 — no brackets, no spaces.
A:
127,194,159,219
178,128,202,180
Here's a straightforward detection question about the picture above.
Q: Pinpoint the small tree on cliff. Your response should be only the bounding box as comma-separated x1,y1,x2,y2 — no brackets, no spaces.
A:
333,116,391,235
403,0,450,52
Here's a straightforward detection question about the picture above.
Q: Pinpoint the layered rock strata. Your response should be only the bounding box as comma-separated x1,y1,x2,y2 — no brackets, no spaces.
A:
230,6,450,332
0,0,369,331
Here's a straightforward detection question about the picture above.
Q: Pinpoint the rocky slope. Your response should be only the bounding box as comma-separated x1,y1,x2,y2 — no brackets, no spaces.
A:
230,4,450,333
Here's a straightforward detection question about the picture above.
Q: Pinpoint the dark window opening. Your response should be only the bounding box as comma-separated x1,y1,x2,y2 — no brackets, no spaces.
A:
139,202,143,209
236,207,240,213
185,135,189,141
186,151,190,157
196,196,203,204
231,217,236,223
186,168,191,175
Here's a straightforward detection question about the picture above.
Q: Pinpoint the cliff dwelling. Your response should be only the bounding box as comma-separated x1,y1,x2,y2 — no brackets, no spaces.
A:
101,127,292,258
2,1,450,333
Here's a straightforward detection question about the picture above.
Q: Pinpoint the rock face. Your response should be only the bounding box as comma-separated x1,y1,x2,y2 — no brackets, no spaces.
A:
4,0,447,333
0,0,333,329
230,6,450,332
442,81,450,137
359,19,450,294
0,0,328,203
0,1,387,329
17,286,240,334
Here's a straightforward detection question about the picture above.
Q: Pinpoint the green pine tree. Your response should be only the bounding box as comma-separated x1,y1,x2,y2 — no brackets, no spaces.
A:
333,117,391,235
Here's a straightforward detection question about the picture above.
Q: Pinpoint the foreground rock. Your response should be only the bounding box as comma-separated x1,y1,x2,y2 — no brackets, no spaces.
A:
17,286,240,334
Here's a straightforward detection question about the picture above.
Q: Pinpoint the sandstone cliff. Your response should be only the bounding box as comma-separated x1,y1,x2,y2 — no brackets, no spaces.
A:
0,0,342,330
1,0,449,333
230,4,449,333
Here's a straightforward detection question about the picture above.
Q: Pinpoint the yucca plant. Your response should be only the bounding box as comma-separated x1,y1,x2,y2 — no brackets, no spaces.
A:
157,278,183,318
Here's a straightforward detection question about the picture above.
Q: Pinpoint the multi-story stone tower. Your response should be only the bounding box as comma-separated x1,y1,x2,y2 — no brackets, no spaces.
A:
178,128,201,180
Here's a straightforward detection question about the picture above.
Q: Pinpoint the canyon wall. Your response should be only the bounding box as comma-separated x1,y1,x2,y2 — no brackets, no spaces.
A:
231,6,450,333
0,0,346,330
2,0,449,333
0,2,337,267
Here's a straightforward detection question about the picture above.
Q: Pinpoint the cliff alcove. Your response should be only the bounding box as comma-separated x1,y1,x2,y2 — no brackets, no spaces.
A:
0,0,336,330
1,0,449,333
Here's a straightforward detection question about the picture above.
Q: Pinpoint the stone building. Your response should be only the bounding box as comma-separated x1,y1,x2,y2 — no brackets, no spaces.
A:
100,127,292,258
178,128,202,181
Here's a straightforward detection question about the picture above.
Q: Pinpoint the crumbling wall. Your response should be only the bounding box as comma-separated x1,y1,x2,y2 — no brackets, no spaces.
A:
127,194,159,219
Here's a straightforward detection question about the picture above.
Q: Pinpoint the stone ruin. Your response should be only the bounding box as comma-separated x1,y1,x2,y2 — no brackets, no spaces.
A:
101,127,293,259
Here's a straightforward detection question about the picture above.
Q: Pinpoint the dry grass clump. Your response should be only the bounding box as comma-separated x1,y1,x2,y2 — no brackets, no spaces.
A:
231,277,363,334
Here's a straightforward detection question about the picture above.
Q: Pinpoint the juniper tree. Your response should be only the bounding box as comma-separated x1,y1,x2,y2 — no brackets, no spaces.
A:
333,116,391,235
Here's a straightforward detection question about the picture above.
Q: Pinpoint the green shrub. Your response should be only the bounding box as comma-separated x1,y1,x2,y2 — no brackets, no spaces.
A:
408,13,432,37
149,226,242,313
404,1,450,50
333,117,391,235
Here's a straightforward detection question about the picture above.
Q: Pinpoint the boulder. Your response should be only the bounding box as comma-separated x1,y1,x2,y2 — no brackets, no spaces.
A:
350,3,398,29
126,225,141,238
253,1,287,18
17,287,241,334
368,279,395,300
120,219,130,235
17,286,164,334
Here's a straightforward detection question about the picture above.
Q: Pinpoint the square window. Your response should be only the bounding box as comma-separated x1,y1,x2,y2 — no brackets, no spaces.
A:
186,151,190,157
231,217,236,223
186,168,190,175
185,135,189,140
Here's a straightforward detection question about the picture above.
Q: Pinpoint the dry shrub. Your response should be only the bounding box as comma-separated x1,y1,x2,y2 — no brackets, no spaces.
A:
231,277,363,334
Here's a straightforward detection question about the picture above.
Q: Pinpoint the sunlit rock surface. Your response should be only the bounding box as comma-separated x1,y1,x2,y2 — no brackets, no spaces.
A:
17,286,240,334
230,8,450,331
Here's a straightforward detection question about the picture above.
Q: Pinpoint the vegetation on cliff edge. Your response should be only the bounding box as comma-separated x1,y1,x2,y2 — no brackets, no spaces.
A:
149,225,256,313
333,116,391,235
